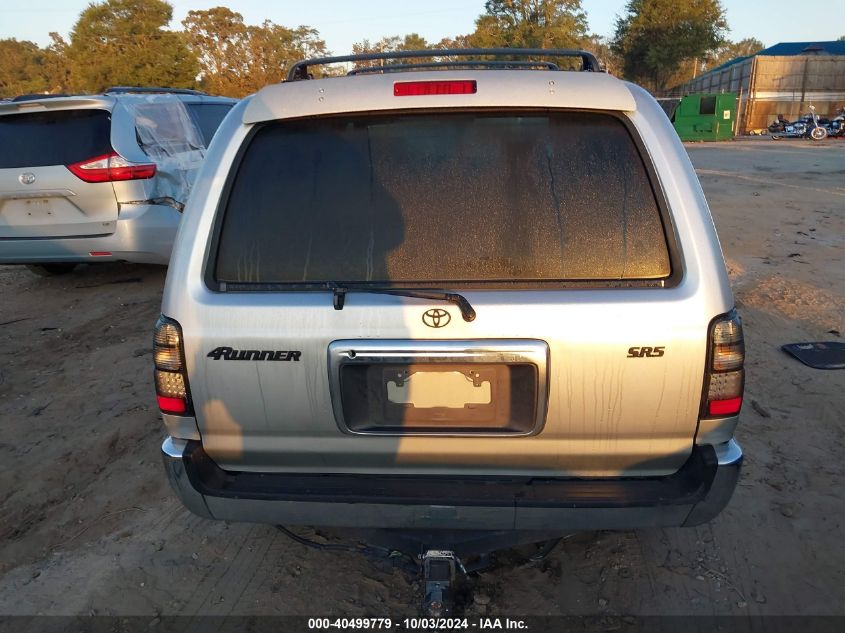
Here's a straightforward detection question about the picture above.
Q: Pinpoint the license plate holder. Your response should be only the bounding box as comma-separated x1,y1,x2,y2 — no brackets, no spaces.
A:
329,339,548,436
339,362,536,434
4,199,53,223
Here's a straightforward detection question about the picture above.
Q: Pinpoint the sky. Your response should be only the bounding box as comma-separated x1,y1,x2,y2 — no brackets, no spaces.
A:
1,0,843,54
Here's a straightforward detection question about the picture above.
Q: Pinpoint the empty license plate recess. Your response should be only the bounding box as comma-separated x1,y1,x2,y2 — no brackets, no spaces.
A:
328,340,549,435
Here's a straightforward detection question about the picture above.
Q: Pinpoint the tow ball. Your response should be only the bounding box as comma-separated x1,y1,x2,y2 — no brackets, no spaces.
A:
421,550,466,617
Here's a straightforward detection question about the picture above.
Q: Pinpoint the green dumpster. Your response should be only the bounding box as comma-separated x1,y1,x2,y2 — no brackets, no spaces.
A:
668,93,737,141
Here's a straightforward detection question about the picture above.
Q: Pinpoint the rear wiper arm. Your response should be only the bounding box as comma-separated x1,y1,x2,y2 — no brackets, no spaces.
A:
329,284,476,322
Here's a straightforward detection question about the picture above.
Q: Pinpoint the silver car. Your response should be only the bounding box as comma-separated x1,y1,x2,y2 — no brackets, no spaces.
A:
156,50,744,554
0,88,236,275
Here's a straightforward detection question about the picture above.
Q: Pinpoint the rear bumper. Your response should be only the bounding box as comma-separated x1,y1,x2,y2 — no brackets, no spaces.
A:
0,204,180,265
161,438,742,531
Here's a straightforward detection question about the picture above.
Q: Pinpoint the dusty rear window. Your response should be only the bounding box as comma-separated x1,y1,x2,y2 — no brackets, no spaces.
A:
0,109,111,168
214,111,671,286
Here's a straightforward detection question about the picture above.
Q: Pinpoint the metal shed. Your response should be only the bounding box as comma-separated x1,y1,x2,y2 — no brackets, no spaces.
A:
671,41,845,135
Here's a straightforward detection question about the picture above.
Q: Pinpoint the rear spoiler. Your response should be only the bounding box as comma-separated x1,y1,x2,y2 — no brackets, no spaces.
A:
0,97,112,116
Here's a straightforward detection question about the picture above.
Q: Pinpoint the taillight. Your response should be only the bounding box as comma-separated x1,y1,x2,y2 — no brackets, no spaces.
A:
702,310,745,418
154,316,191,415
67,151,156,183
394,80,477,96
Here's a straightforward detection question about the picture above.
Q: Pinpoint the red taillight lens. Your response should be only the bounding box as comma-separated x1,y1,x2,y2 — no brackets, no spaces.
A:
702,310,745,418
709,397,743,416
157,395,187,415
394,80,477,97
154,316,191,415
67,151,156,183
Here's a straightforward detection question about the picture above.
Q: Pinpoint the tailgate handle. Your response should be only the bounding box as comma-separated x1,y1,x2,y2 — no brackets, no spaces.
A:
0,189,76,200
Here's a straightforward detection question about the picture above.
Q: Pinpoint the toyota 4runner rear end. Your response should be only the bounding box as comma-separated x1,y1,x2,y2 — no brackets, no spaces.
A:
156,50,743,545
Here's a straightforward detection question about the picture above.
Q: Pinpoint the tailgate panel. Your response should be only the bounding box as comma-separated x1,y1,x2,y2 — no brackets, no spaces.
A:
0,167,118,238
185,294,707,478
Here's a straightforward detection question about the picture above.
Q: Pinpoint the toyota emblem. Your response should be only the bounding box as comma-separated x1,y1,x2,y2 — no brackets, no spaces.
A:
422,308,451,328
19,172,36,185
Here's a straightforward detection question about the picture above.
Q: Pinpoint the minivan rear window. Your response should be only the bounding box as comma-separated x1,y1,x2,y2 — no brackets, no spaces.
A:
186,103,233,146
0,109,112,168
214,112,671,286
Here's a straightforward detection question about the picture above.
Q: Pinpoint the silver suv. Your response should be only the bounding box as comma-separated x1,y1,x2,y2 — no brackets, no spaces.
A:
156,50,744,551
0,87,236,275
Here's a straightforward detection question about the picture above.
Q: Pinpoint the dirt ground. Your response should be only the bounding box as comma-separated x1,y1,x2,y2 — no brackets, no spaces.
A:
0,140,843,621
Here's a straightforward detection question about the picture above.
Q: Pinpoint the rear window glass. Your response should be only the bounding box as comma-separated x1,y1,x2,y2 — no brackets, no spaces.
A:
0,109,111,168
133,101,205,156
187,103,233,146
215,112,671,286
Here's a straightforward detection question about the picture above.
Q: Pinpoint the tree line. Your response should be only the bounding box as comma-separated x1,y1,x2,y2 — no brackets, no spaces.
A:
1,0,773,99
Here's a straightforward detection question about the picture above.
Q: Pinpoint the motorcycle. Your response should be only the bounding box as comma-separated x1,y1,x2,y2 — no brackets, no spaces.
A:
827,107,845,138
771,106,828,141
768,114,790,134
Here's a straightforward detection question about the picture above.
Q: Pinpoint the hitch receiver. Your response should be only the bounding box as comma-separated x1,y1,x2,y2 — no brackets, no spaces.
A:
422,550,460,617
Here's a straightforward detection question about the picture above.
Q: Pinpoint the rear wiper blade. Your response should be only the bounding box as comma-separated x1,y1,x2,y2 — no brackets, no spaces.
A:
329,284,476,322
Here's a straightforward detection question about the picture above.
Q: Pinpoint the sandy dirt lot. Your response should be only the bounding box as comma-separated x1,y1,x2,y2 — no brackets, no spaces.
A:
0,140,843,622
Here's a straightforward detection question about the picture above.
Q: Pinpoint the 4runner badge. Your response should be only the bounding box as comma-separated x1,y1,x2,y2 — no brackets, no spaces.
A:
207,347,301,361
422,309,451,328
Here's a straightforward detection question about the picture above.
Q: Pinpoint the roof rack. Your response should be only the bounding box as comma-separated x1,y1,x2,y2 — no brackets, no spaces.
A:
287,48,603,81
104,87,207,96
348,60,562,75
11,93,71,102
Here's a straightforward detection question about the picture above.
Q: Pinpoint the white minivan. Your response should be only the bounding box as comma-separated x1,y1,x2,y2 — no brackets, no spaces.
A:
0,87,236,275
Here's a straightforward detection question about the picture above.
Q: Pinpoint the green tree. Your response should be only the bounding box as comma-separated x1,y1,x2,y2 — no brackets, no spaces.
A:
470,0,589,49
706,37,764,70
64,0,198,93
612,0,727,93
582,34,620,74
0,39,56,97
351,33,431,69
182,7,250,96
434,34,474,51
43,33,72,92
183,8,328,96
663,36,763,88
247,22,328,86
0,37,69,97
352,2,591,71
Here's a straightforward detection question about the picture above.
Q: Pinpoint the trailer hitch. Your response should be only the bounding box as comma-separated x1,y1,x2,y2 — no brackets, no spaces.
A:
421,550,466,617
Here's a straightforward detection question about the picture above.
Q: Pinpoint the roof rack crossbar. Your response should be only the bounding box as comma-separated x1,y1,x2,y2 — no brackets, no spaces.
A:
104,86,207,96
11,94,71,102
348,60,560,75
287,48,602,81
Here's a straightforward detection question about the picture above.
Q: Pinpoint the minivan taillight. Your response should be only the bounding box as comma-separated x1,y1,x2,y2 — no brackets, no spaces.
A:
702,310,744,418
67,151,156,183
153,316,192,415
